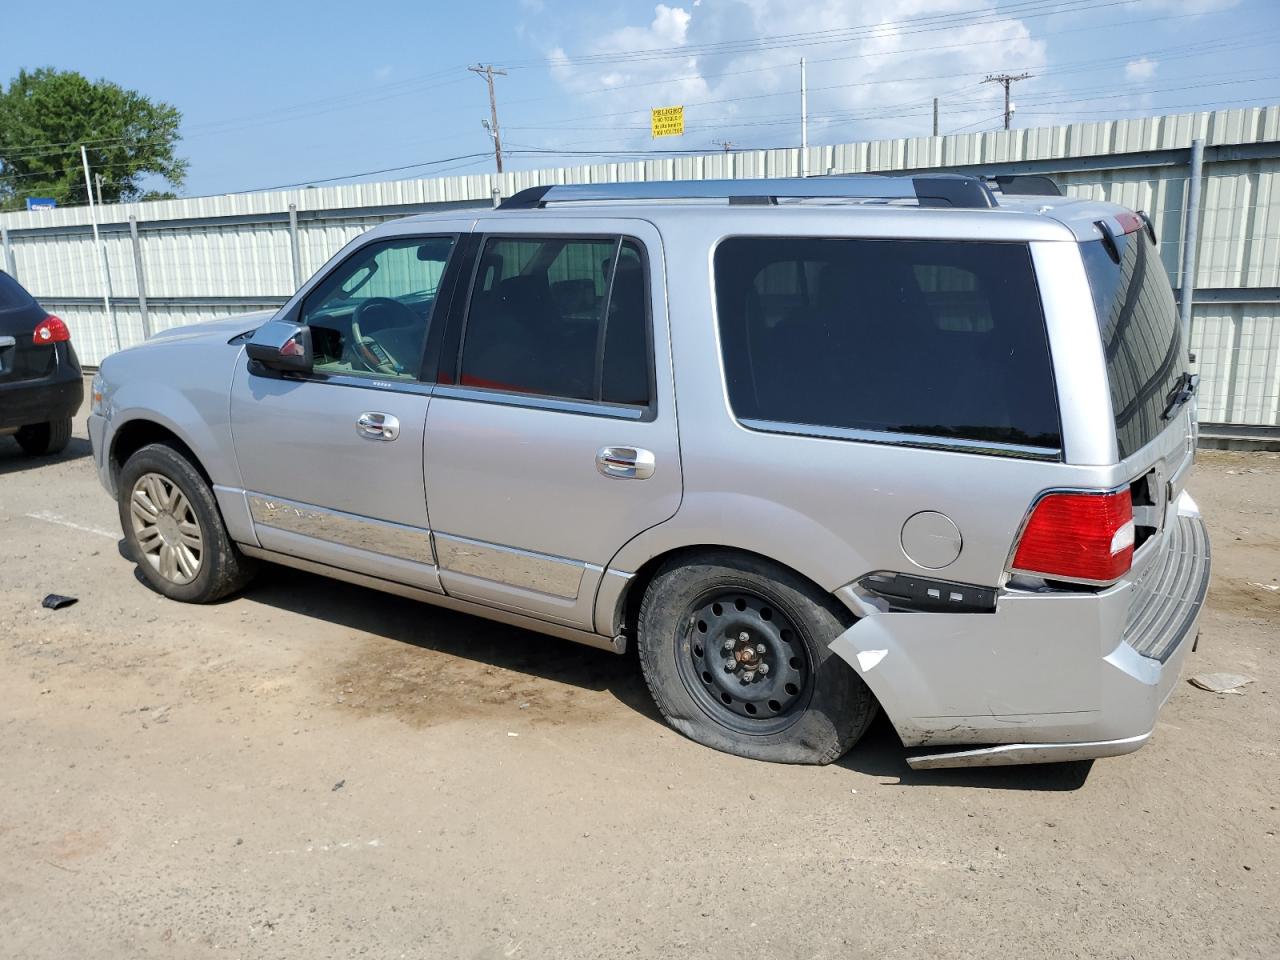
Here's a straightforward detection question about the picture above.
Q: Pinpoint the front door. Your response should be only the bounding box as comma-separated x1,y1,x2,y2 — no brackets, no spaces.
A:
230,229,464,590
423,221,681,629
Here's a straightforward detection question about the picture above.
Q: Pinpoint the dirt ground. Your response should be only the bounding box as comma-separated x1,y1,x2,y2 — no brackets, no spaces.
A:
1,390,1276,959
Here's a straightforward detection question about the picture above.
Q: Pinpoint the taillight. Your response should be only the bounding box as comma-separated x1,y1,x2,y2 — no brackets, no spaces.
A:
33,315,71,345
1010,489,1135,584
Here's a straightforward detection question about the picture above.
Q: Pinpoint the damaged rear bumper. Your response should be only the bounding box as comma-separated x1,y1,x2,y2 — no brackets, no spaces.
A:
830,493,1210,769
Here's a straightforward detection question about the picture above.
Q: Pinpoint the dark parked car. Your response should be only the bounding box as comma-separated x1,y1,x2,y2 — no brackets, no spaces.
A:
0,270,83,455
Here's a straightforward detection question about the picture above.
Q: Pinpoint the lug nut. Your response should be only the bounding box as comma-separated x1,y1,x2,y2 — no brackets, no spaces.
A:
758,663,769,675
724,659,737,671
723,638,735,651
738,631,750,642
741,670,756,682
756,643,766,654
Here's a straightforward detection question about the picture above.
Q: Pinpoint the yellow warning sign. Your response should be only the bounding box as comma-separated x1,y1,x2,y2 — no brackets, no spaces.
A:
650,105,685,138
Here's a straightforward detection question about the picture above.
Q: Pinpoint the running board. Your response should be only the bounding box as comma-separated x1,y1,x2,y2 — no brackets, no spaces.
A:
906,733,1151,770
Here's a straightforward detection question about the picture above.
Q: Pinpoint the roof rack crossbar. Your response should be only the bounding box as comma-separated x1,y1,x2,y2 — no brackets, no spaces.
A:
499,175,997,211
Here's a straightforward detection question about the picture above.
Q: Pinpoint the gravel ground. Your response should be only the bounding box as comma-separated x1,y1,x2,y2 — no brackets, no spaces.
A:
0,391,1276,959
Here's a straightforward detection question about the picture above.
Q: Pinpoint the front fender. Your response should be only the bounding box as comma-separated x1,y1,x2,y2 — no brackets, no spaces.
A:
99,338,244,493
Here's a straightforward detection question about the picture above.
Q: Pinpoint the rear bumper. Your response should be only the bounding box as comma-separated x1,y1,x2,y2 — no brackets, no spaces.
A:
831,491,1210,768
0,347,84,431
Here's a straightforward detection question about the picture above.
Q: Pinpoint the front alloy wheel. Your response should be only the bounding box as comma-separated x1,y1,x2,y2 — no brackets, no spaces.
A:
117,443,257,603
129,472,204,584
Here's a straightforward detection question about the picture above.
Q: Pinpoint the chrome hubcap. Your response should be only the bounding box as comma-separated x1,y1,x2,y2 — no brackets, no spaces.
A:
130,472,203,584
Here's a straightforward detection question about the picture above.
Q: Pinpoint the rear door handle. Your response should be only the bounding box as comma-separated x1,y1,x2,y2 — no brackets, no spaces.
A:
596,446,655,480
356,411,400,441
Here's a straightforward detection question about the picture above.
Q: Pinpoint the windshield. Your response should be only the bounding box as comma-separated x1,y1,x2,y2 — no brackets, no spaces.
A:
1079,228,1186,459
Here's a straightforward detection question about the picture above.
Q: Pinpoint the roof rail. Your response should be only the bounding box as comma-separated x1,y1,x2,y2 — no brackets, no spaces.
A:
985,174,1062,197
499,174,998,211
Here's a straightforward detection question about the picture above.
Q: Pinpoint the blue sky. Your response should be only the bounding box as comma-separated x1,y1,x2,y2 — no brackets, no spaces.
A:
2,0,1277,197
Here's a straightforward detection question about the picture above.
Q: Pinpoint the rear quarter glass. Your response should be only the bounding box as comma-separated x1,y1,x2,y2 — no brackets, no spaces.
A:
0,271,37,310
1079,231,1185,459
713,237,1061,452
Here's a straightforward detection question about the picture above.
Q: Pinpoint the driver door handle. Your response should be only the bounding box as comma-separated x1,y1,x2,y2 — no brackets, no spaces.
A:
356,411,400,441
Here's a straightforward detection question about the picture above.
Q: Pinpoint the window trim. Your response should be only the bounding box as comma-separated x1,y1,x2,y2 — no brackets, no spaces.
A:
444,232,658,421
709,233,1064,461
738,418,1063,461
294,232,461,385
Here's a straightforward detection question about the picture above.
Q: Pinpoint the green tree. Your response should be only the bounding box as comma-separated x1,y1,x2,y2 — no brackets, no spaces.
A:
0,68,187,211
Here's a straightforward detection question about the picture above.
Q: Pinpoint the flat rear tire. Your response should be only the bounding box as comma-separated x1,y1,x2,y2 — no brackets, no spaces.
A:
637,551,877,765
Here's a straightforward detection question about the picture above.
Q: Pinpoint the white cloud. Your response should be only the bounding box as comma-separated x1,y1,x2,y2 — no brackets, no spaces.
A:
541,1,1048,149
1125,57,1159,81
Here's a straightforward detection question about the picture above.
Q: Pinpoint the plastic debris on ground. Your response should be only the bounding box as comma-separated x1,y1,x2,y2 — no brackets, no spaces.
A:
1188,673,1256,695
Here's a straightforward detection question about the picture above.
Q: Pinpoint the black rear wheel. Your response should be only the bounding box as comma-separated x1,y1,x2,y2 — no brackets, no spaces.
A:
638,551,877,765
15,418,72,456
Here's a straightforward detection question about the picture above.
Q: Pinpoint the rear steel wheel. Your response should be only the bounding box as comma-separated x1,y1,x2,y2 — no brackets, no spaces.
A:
678,588,810,734
637,551,878,765
129,472,204,585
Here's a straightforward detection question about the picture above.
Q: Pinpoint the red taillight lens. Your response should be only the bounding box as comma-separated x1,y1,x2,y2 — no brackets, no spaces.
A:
32,315,71,345
1011,489,1135,584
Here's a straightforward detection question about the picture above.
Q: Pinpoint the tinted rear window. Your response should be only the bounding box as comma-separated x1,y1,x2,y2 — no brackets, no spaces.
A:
0,271,35,310
1079,231,1185,459
713,237,1060,452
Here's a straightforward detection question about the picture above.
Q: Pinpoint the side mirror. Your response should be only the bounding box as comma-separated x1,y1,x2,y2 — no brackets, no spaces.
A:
245,321,313,374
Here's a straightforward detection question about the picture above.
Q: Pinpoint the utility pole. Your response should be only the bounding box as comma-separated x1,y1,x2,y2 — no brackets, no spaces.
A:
94,172,105,207
712,139,735,153
800,57,809,177
469,64,508,174
932,98,939,137
80,145,120,351
983,73,1031,130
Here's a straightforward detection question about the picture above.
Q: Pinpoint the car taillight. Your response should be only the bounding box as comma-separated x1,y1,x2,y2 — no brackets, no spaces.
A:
1010,489,1135,584
33,315,71,345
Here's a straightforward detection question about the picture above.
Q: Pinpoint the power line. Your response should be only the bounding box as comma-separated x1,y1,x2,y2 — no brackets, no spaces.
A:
506,0,1134,69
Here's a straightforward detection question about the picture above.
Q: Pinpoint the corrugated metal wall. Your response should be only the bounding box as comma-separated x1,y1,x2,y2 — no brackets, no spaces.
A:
3,106,1278,428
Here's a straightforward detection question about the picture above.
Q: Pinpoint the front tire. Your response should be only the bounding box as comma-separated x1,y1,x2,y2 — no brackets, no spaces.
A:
117,443,256,603
15,418,72,456
637,551,877,765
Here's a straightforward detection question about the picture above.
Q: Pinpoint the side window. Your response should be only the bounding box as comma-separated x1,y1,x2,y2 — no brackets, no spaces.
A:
300,235,456,381
457,236,651,408
714,237,1061,451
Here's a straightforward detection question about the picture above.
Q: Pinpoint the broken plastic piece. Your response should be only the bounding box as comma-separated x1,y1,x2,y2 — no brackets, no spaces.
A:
41,594,78,610
1188,673,1255,695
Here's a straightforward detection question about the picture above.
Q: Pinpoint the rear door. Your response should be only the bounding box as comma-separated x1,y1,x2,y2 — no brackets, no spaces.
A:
0,271,52,386
422,219,680,629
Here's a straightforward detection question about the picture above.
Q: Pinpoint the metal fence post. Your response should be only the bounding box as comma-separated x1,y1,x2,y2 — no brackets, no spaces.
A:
0,224,14,279
128,216,152,339
1178,138,1205,353
288,202,302,289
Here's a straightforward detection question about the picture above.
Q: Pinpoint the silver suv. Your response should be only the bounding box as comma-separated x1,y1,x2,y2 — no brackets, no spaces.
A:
88,175,1210,769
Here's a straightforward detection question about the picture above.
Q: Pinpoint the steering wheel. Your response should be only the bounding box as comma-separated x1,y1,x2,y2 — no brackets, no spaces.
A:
350,297,417,375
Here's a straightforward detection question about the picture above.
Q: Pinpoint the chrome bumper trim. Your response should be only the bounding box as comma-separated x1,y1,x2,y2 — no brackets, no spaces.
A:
906,732,1151,770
